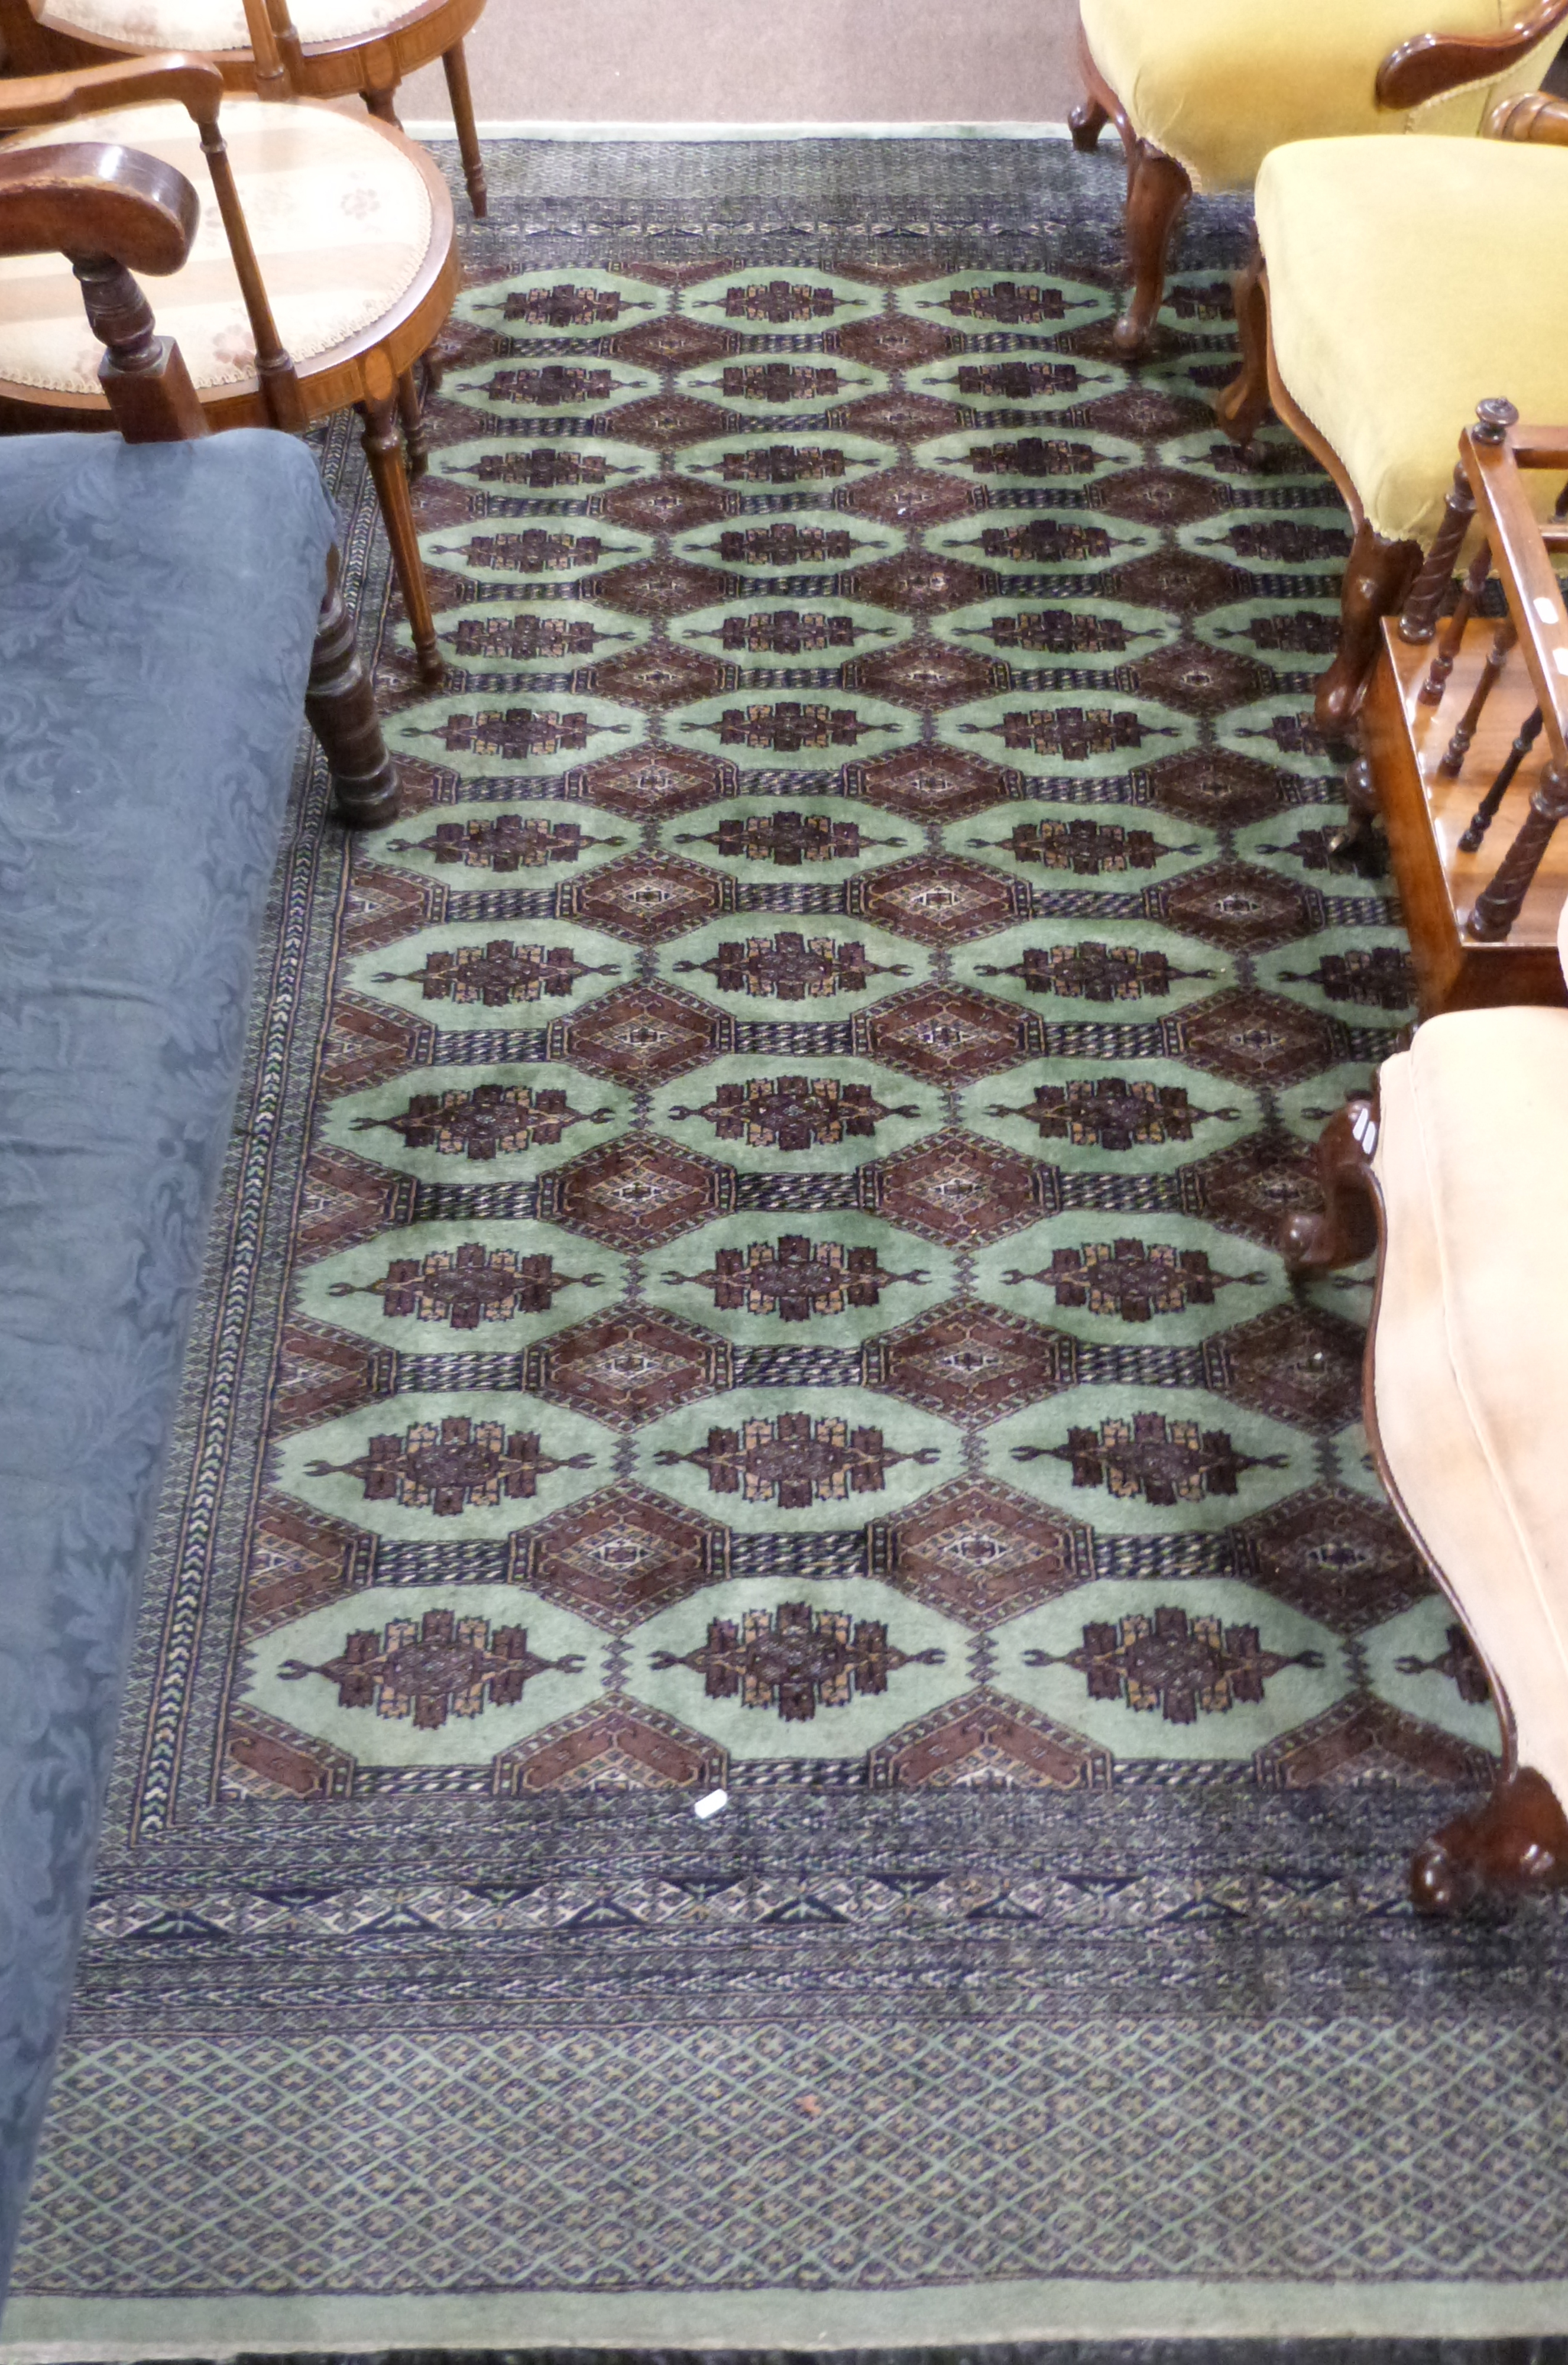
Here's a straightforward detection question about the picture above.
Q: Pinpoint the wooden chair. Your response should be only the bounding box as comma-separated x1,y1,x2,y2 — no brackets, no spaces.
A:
0,0,487,218
0,38,456,681
1284,920,1568,1913
1217,93,1568,742
1072,0,1568,358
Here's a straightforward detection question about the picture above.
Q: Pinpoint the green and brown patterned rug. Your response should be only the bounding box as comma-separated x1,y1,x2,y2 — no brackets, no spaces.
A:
7,137,1568,2358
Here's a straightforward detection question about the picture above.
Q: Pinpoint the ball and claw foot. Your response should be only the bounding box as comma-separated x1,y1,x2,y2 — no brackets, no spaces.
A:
1411,1770,1568,1916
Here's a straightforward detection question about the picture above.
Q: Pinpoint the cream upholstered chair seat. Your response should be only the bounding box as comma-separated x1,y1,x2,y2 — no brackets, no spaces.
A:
1256,133,1568,548
53,0,418,46
1081,0,1564,192
0,99,432,394
1336,902,1568,1904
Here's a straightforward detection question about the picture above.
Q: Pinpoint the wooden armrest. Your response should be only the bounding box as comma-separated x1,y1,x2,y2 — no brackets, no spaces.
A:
0,137,208,439
1485,86,1568,137
0,138,198,269
1378,0,1568,109
0,51,225,132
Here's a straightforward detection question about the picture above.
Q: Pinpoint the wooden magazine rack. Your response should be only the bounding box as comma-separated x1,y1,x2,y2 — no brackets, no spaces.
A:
1356,402,1568,1013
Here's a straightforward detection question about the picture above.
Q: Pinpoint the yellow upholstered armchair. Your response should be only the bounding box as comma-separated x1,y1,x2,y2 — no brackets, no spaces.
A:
1217,92,1568,736
1073,0,1568,358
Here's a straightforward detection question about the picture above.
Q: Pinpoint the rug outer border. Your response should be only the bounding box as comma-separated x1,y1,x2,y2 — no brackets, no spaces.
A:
8,2277,1568,2353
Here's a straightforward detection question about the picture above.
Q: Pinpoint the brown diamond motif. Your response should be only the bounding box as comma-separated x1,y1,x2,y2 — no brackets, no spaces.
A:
848,746,1015,821
1143,749,1292,828
571,746,736,818
1078,386,1214,442
1213,1301,1364,1436
516,1484,720,1629
858,855,1018,943
601,478,733,537
553,1136,726,1249
870,987,1022,1080
879,1130,1044,1245
870,1691,1109,1788
840,388,966,440
1186,1128,1321,1247
572,853,722,941
532,1313,721,1426
847,640,1001,708
1237,1482,1430,1635
1133,640,1269,715
608,315,736,371
845,464,977,529
876,1303,1073,1419
607,393,733,448
566,984,717,1083
1094,465,1227,527
850,551,992,616
1105,548,1244,618
591,642,728,709
1161,859,1313,952
1178,989,1335,1089
837,314,955,370
595,556,726,616
886,1478,1091,1627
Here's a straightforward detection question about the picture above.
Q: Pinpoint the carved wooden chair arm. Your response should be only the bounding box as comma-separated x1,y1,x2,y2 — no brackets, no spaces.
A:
1378,0,1568,109
1485,85,1568,137
0,51,226,132
0,136,210,437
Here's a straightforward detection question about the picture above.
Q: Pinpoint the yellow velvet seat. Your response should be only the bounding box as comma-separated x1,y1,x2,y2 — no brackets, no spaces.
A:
1258,134,1568,549
1081,0,1560,193
1073,0,1568,357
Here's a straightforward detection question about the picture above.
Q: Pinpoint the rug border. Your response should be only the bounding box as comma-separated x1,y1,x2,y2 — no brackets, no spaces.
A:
7,2279,1568,2353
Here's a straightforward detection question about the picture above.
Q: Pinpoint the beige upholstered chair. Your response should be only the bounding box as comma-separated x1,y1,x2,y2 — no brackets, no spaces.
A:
0,0,487,217
1073,0,1568,358
0,45,456,679
1287,900,1568,1913
1217,93,1568,735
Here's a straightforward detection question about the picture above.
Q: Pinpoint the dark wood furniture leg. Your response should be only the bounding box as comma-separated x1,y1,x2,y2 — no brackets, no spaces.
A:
1116,142,1191,359
358,391,442,683
441,37,488,218
1068,92,1109,151
1327,749,1385,874
305,551,399,827
1411,1770,1568,1915
1216,247,1269,446
1317,520,1421,734
1278,1097,1380,1271
396,363,429,477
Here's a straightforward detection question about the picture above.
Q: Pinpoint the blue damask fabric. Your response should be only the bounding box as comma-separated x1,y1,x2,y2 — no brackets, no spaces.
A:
0,429,335,2295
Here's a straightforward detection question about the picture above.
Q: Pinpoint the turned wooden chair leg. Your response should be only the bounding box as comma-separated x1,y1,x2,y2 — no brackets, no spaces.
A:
305,551,399,828
1316,520,1421,734
1412,1768,1568,1916
1069,92,1109,151
359,392,442,683
442,37,488,218
1114,142,1191,360
1278,1097,1380,1271
363,83,401,125
1216,246,1269,447
396,364,429,478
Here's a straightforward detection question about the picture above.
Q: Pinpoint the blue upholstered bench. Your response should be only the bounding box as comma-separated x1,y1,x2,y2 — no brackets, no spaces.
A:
0,142,396,2292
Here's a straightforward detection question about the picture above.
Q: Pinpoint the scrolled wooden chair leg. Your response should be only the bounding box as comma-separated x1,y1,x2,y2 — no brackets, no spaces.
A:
304,552,399,828
1411,1768,1568,1916
1215,248,1269,448
1069,93,1109,152
1316,522,1421,734
1278,1096,1380,1272
1114,143,1191,359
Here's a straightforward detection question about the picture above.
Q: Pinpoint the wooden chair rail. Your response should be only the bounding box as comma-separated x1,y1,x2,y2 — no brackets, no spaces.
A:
1378,0,1568,109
